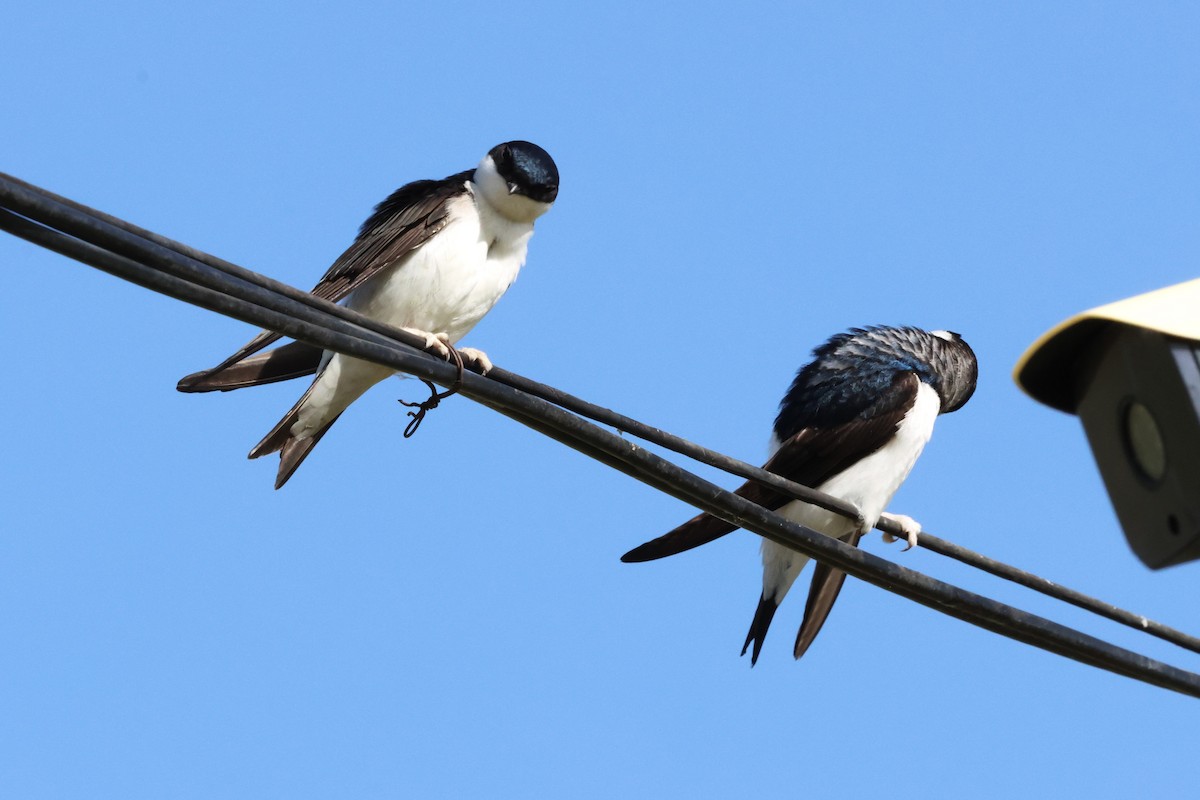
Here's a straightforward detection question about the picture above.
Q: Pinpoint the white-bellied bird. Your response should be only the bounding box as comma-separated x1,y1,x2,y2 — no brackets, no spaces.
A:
622,326,977,664
178,141,559,489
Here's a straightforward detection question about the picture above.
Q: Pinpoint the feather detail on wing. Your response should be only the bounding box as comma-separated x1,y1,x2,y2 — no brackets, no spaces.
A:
176,171,472,391
620,375,919,563
177,341,323,392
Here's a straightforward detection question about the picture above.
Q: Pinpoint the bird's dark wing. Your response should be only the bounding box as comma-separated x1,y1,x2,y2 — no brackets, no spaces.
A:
177,170,473,392
620,373,919,562
306,170,473,304
177,341,324,393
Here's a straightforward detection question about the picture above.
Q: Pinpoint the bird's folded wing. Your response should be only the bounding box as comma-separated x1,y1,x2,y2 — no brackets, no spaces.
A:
620,373,918,562
176,171,472,391
177,341,324,392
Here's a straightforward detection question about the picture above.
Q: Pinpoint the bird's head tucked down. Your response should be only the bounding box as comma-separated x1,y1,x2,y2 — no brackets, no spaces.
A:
924,329,978,412
773,326,978,441
475,140,560,223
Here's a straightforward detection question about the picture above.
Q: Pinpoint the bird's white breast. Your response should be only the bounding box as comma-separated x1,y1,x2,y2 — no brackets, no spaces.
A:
812,382,941,526
346,190,533,344
760,382,942,599
291,185,540,439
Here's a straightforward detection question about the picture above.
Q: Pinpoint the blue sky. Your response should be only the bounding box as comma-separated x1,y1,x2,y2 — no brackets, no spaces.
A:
4,3,1200,797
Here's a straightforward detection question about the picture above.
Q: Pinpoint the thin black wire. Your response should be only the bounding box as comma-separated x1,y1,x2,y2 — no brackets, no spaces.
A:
4,175,1200,699
6,173,1196,657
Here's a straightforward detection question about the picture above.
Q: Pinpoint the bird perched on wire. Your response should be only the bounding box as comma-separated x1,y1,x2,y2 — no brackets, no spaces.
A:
622,326,977,664
178,140,559,489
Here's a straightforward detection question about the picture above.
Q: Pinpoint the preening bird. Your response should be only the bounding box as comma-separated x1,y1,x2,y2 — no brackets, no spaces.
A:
178,141,559,489
622,326,977,664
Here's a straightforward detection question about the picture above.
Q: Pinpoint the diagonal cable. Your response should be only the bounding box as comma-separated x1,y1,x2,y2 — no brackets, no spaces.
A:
2,173,1199,698
6,172,1198,659
8,172,1196,657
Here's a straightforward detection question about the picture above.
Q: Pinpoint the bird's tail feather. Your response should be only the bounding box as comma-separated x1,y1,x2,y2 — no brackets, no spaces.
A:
741,594,780,666
248,383,342,490
792,530,863,660
271,419,339,490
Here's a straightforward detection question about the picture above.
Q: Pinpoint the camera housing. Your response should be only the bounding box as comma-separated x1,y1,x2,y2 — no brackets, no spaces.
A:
1016,279,1200,569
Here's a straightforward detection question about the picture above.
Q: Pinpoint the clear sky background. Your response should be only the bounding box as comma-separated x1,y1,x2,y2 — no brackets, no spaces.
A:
3,3,1200,797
